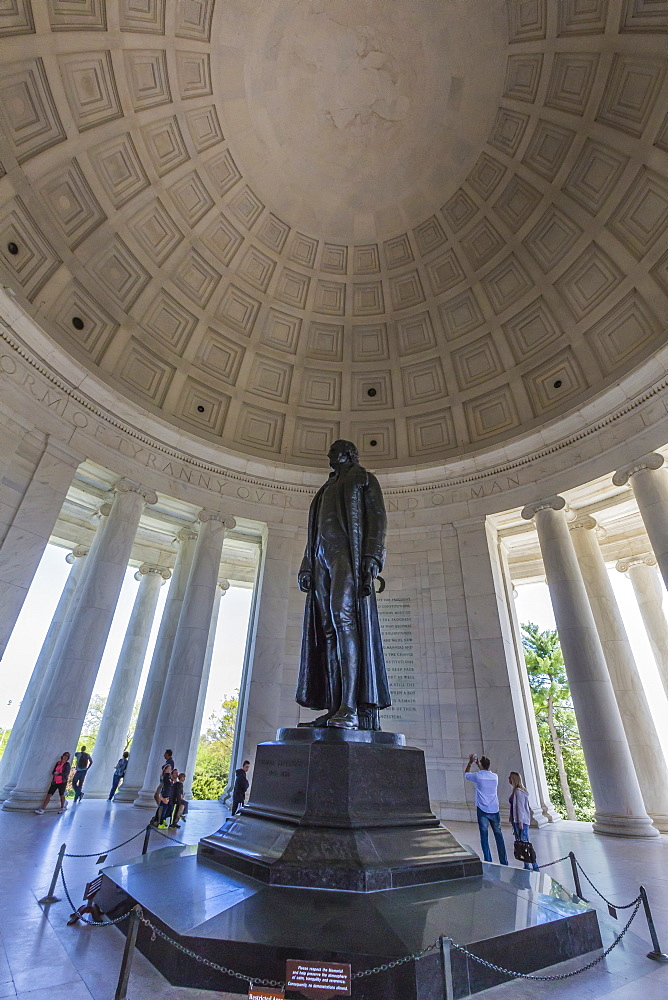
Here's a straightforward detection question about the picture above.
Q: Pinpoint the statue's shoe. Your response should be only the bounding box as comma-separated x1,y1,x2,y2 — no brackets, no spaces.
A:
297,711,334,728
327,711,359,729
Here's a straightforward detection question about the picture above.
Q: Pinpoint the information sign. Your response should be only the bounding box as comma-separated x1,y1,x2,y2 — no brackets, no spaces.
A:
285,960,351,998
248,987,284,999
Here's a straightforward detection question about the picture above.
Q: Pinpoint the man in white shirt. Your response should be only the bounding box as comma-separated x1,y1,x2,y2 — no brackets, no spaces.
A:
464,754,508,865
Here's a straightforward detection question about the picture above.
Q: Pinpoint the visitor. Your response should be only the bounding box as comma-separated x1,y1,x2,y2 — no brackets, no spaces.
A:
464,753,508,865
154,767,178,828
173,772,189,826
231,760,250,815
72,745,93,802
108,751,129,800
509,771,539,872
153,749,175,805
169,772,185,829
34,752,71,814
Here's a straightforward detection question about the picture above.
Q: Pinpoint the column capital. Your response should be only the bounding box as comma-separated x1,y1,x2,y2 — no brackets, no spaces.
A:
218,579,230,594
65,544,89,563
612,453,664,487
175,524,198,543
520,495,566,521
615,554,657,574
113,478,158,506
569,514,597,532
198,509,236,530
135,563,171,580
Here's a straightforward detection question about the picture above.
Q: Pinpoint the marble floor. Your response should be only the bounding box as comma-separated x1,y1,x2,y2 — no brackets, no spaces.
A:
0,800,666,999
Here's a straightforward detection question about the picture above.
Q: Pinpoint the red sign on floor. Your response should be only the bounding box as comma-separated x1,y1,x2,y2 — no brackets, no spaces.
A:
248,987,284,999
285,960,351,999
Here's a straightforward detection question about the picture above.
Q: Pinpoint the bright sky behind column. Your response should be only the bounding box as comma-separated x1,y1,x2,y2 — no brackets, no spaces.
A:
0,544,252,734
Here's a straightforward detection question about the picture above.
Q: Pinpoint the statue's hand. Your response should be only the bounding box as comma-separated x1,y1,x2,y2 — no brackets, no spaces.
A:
362,556,380,580
298,570,312,593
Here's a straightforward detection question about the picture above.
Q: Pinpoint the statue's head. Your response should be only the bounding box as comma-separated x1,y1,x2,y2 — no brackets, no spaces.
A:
328,439,359,468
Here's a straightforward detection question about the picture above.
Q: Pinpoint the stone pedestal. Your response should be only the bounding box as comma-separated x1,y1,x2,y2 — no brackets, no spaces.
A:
199,728,482,891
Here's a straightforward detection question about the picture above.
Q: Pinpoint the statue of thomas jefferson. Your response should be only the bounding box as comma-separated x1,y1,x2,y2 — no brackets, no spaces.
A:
297,440,391,730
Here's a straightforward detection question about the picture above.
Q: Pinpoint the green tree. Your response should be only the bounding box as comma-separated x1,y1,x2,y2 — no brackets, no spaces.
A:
191,693,239,800
79,693,107,752
521,622,594,822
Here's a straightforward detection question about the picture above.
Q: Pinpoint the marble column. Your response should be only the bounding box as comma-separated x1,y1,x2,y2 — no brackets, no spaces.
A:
184,580,229,798
4,479,157,811
136,511,234,804
118,526,199,805
570,517,668,831
521,497,657,838
613,454,668,591
0,545,88,801
617,555,668,702
240,524,299,765
83,564,170,799
0,436,82,661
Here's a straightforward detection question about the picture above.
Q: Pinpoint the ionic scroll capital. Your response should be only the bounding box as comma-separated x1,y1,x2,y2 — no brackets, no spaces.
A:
113,478,158,506
135,562,171,580
615,554,657,574
569,514,597,532
219,579,230,595
520,495,566,521
65,544,89,564
198,509,236,530
612,453,664,487
175,525,198,544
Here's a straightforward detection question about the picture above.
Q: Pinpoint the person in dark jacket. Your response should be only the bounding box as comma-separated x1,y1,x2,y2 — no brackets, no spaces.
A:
108,751,129,800
35,752,71,814
231,760,250,815
72,745,93,802
153,768,178,827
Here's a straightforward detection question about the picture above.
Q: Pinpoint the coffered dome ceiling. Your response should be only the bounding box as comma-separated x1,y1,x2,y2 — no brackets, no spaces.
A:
0,0,667,468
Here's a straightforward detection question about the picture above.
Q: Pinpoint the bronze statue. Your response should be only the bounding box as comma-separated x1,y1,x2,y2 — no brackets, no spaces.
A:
297,440,391,730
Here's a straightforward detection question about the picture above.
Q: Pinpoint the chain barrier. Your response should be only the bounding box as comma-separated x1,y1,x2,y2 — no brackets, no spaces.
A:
536,854,570,869
573,858,641,910
63,827,147,859
149,825,186,846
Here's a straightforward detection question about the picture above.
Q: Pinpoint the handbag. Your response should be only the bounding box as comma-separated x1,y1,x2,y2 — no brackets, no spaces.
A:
513,839,537,864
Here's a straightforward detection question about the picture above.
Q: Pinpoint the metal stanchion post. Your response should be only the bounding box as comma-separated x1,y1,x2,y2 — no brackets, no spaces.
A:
640,886,668,963
440,936,455,1000
38,843,66,904
141,824,152,855
114,904,142,1000
569,852,584,900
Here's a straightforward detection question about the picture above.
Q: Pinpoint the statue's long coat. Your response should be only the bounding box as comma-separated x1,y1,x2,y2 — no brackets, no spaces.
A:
296,463,391,711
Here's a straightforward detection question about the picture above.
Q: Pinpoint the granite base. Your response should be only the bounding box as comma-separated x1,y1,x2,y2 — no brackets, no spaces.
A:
98,845,602,999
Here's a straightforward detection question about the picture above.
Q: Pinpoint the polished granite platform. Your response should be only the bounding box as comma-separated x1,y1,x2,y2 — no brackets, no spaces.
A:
199,728,482,890
98,843,601,999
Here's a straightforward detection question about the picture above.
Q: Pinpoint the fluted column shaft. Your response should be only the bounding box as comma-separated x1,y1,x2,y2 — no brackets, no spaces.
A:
184,580,229,798
614,454,668,592
620,557,668,702
84,564,169,798
4,480,156,811
136,511,234,804
118,527,198,804
522,497,656,838
571,519,668,831
0,546,88,800
0,437,82,661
